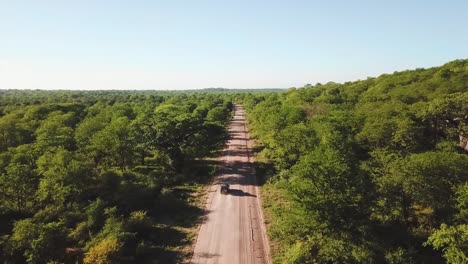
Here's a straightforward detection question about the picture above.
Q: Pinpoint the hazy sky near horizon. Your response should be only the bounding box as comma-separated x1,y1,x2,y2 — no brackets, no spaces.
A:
1,0,467,90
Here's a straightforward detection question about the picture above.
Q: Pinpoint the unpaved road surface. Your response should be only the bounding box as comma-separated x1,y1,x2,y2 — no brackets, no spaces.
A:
191,105,270,264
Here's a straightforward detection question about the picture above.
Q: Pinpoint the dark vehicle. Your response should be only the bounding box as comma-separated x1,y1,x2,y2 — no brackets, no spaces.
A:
220,183,230,194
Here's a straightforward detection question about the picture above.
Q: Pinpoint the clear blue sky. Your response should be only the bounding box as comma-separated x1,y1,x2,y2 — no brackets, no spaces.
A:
1,0,467,90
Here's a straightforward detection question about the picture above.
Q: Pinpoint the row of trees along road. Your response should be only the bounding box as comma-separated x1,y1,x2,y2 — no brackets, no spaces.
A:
240,59,468,264
0,59,466,263
0,91,233,263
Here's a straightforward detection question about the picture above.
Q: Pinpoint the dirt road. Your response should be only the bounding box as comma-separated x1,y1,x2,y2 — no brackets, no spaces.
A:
191,105,270,264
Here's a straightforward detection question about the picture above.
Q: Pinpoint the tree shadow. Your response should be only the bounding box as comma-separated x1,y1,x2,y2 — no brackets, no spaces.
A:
132,224,190,264
229,137,249,141
136,245,182,264
227,189,257,197
219,149,249,157
194,252,221,259
154,190,208,228
213,175,242,185
254,160,275,185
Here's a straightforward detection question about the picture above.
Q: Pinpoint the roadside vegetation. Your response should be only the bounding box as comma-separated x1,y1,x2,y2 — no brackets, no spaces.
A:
0,59,466,264
242,59,468,263
0,91,233,263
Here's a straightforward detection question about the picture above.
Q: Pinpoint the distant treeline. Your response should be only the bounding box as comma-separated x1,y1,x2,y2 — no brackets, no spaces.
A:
0,91,233,263
0,88,283,108
241,59,468,263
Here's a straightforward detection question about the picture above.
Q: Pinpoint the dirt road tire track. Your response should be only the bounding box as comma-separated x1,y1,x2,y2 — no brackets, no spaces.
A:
190,105,270,264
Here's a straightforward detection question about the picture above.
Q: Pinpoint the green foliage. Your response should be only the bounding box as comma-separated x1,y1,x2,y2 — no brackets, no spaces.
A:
397,151,468,210
0,90,233,262
36,148,94,206
206,106,230,124
455,183,468,222
0,59,466,262
86,199,107,235
384,247,416,264
290,145,367,230
426,224,468,264
35,111,76,150
83,237,123,264
425,183,468,264
0,144,40,213
245,59,468,263
7,219,67,263
0,112,33,151
0,162,37,212
90,117,135,171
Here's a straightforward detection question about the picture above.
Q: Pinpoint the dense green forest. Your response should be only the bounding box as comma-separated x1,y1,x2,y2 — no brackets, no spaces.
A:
0,59,466,264
242,59,468,263
0,91,234,263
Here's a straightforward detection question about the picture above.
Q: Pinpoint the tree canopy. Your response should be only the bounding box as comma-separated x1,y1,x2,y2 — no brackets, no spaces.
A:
243,59,468,263
0,90,233,263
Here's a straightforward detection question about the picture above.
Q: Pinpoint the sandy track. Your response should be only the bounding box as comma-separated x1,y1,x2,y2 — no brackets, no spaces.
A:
190,105,269,264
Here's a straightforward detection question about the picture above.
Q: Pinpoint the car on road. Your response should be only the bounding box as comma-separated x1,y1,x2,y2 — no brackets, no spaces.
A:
220,183,230,194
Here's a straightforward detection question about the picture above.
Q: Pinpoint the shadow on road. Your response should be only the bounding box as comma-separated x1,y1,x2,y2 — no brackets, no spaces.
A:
227,189,257,197
196,252,221,259
229,136,249,141
219,149,248,157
